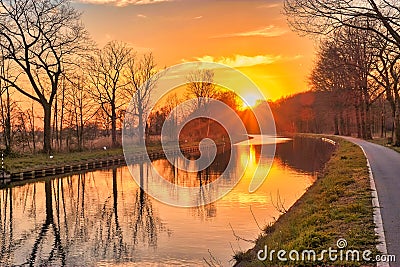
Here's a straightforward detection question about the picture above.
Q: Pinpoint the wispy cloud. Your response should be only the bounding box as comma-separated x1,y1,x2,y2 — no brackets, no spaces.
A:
137,14,147,18
193,55,282,68
288,55,304,61
76,0,171,7
257,3,280,9
213,25,288,38
193,15,203,19
188,54,304,68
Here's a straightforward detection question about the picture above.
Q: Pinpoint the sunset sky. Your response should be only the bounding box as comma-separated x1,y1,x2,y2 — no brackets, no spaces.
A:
73,0,316,101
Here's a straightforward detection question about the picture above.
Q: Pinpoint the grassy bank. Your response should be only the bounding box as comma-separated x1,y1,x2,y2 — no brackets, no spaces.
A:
234,136,378,266
3,148,123,173
3,143,170,173
368,137,400,153
3,140,228,173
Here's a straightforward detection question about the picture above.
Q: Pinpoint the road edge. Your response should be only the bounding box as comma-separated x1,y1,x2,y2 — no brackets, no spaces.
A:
358,145,389,267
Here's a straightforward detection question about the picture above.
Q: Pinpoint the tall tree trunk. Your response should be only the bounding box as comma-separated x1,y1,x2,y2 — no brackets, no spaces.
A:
394,101,400,146
339,111,345,136
138,112,144,146
381,101,385,138
31,103,36,153
43,103,52,154
0,87,12,154
59,85,65,151
345,111,351,136
111,103,117,147
138,95,144,146
74,101,80,151
54,93,58,151
79,102,84,150
363,82,373,140
75,115,80,150
365,104,373,139
4,89,11,154
334,113,339,135
355,104,362,138
360,99,366,139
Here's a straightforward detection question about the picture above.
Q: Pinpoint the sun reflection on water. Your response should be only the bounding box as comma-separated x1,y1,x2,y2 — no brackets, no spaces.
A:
0,137,333,266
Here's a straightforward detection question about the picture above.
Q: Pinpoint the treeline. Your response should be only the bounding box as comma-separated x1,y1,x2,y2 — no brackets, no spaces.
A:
0,0,256,155
308,27,392,140
0,1,244,156
271,91,392,138
146,82,258,145
0,0,164,155
284,0,400,146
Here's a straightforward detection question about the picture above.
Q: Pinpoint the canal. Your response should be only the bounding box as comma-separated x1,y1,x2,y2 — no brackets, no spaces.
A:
0,136,334,266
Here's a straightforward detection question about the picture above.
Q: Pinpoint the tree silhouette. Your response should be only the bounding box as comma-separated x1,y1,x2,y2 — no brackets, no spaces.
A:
125,53,159,146
28,180,66,266
0,0,90,153
88,41,132,148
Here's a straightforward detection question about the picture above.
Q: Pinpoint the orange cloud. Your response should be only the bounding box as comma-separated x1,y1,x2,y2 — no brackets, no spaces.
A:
192,54,303,68
213,25,288,38
257,3,281,9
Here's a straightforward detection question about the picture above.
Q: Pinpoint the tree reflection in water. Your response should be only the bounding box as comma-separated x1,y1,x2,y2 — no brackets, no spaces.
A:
94,168,127,261
275,136,335,173
92,165,166,262
131,163,166,248
0,137,335,265
0,165,166,266
29,180,66,266
154,150,234,221
0,188,13,266
193,167,217,220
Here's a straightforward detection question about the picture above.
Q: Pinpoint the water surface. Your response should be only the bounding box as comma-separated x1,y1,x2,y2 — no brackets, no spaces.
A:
0,137,334,266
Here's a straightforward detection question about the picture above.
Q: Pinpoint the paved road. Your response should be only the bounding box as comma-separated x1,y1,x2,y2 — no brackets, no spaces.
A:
342,137,400,266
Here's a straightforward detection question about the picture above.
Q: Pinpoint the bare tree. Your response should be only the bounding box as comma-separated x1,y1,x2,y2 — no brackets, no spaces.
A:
88,41,132,147
186,69,217,110
283,0,400,49
14,109,31,152
27,103,37,152
61,70,94,151
283,1,400,142
52,76,67,151
0,49,12,154
186,69,217,137
125,53,159,146
369,37,400,145
336,25,383,139
0,0,90,153
310,38,352,135
310,26,383,138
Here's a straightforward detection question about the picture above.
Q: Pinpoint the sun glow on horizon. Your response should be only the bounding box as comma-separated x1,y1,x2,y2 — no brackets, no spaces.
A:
241,93,262,109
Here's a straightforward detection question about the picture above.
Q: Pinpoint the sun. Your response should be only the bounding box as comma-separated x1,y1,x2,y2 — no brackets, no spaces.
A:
241,93,261,109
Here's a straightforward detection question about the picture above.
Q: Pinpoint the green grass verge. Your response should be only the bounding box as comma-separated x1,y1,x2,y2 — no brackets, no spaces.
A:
368,137,400,153
3,148,124,173
3,141,228,173
3,143,168,173
234,136,378,266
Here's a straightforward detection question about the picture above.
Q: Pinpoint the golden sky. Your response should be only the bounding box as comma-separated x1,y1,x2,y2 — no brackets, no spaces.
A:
73,0,316,101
